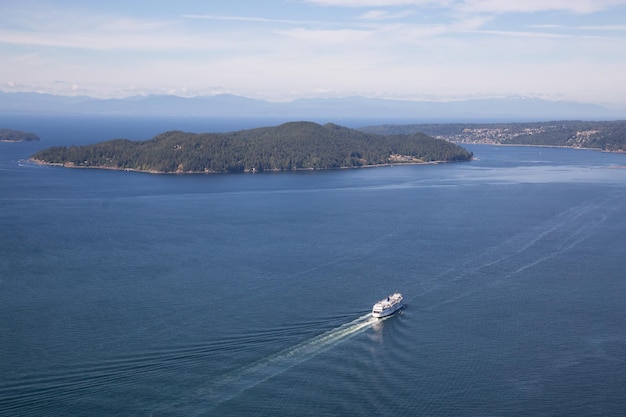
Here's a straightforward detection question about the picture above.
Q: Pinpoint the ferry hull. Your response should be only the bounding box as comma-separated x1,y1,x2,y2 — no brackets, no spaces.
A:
371,293,404,318
371,303,404,318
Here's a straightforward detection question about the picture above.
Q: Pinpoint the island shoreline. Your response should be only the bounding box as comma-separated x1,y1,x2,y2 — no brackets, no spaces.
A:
29,157,457,175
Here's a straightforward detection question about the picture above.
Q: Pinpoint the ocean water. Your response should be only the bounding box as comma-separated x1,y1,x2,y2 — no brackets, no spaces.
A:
1,117,626,416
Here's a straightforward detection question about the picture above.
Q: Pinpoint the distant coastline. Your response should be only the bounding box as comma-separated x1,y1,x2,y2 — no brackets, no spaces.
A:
471,142,625,153
360,120,626,153
0,128,40,142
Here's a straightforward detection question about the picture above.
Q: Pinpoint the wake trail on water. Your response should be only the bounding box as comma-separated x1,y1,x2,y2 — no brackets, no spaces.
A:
206,313,378,404
417,193,616,310
158,313,385,415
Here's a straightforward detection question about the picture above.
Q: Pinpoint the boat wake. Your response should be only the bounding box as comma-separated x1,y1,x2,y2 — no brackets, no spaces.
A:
206,313,380,404
419,193,616,311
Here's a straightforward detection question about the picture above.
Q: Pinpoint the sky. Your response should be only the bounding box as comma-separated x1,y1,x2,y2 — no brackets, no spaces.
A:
1,0,626,107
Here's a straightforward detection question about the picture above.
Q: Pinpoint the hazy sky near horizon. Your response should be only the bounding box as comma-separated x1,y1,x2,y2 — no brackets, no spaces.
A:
1,0,626,106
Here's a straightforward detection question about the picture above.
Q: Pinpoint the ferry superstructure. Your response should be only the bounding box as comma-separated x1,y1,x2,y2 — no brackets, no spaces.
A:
372,293,404,318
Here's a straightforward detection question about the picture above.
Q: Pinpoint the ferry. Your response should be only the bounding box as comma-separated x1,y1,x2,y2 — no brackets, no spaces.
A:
372,293,404,318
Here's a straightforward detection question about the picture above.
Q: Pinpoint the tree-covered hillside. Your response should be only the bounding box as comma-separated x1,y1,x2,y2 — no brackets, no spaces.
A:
31,122,473,174
361,120,626,152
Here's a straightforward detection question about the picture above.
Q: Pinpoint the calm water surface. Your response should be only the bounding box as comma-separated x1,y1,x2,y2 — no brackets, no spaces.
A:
1,117,626,416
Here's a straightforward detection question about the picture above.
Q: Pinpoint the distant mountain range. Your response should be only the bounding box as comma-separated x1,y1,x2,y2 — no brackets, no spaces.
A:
0,91,623,121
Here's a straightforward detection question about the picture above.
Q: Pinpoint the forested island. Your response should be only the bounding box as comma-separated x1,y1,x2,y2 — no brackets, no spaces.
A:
0,128,40,142
361,120,626,152
31,121,473,174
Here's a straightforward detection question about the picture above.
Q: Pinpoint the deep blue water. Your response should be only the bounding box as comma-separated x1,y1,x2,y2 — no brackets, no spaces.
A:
2,117,626,416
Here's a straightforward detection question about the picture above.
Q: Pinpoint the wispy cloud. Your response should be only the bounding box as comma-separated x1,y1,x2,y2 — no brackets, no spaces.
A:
303,0,445,6
276,28,373,44
0,9,181,51
305,0,626,14
182,14,321,25
577,24,626,31
469,29,571,39
528,23,626,31
459,0,626,14
182,12,404,29
0,11,243,52
357,9,416,20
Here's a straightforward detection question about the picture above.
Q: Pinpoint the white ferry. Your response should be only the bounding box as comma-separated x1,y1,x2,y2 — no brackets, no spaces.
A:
372,293,404,318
